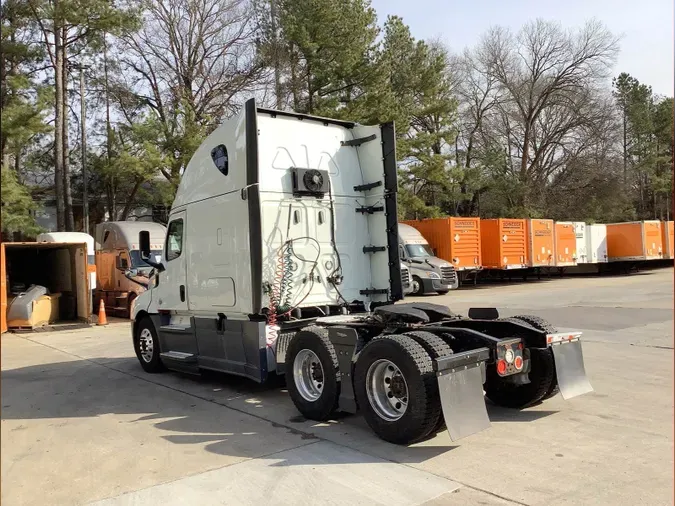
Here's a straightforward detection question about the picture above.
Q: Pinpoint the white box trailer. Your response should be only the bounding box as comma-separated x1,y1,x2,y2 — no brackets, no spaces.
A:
1,242,91,333
586,224,608,264
128,100,593,445
37,232,96,313
572,222,587,264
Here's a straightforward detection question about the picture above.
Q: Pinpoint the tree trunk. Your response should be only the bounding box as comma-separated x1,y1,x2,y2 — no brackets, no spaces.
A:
120,179,143,220
519,123,531,209
270,0,283,109
622,110,627,186
62,28,75,231
106,184,117,221
54,7,66,231
104,35,113,159
103,34,116,224
290,44,299,110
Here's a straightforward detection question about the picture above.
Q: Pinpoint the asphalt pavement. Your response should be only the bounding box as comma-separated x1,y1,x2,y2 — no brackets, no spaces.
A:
1,268,673,505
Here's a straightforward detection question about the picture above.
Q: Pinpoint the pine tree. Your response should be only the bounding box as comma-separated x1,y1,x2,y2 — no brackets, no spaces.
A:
274,0,379,115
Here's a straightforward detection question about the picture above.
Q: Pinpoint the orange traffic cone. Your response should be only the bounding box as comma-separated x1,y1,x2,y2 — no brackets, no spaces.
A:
97,299,108,326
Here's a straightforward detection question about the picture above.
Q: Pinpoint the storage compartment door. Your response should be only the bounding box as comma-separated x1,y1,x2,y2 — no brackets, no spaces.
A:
73,245,90,320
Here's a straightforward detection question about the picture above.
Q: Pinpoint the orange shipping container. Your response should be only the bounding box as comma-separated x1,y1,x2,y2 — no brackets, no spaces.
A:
402,217,481,270
526,219,554,267
554,222,577,266
661,221,674,259
606,221,663,261
480,219,527,269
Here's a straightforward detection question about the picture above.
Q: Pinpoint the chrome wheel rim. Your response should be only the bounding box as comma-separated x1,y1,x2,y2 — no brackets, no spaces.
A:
139,328,154,363
293,349,324,402
366,359,408,421
412,279,421,294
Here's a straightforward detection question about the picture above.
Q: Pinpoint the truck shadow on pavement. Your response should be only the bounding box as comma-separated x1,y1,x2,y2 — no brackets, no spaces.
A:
1,356,557,466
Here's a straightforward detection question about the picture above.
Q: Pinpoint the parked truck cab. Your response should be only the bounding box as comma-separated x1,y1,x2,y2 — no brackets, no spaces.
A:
95,221,166,318
130,100,592,445
398,223,458,295
400,262,413,296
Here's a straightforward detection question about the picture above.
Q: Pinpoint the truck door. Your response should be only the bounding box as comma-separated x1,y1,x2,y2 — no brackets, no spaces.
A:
159,211,188,312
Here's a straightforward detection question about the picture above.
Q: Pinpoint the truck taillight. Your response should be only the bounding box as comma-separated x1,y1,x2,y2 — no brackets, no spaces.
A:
496,359,507,375
514,356,523,370
504,348,515,364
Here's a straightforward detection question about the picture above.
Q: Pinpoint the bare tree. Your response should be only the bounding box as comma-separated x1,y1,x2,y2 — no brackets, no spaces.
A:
452,43,505,214
118,0,263,185
482,19,620,209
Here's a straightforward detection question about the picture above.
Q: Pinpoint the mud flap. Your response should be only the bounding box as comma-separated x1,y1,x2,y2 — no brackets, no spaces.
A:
550,338,593,400
434,348,491,441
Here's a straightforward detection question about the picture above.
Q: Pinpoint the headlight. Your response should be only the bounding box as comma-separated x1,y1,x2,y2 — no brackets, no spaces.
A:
427,272,441,279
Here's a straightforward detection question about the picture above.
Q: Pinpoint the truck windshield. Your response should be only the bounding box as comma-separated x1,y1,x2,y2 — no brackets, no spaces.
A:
405,244,434,258
129,250,163,268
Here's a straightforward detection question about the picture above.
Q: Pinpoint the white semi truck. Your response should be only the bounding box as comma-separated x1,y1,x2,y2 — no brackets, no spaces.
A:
129,100,593,444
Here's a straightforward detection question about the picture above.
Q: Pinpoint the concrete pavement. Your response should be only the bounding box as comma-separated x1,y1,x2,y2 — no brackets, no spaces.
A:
1,268,673,505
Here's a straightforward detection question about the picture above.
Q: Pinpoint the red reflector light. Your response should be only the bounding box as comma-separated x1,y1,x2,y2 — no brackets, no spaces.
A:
518,342,523,350
496,359,507,375
514,356,523,370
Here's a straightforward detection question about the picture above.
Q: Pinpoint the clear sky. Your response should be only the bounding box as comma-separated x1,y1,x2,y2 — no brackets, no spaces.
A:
370,0,674,97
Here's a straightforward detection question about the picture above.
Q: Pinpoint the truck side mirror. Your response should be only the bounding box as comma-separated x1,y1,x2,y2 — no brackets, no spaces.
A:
139,231,151,261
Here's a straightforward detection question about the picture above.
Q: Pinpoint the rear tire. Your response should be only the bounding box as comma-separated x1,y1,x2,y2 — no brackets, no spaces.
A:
402,331,453,436
354,335,441,444
133,317,165,373
285,326,340,421
511,315,560,400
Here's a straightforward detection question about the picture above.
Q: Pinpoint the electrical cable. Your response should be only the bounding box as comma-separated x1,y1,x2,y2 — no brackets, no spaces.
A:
267,236,321,324
327,181,350,307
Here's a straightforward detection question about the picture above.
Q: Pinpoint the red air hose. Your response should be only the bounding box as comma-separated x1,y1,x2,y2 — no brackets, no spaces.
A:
267,246,286,327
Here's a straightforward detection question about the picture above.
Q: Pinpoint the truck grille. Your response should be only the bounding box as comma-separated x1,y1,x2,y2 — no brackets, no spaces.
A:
401,268,410,286
440,266,456,284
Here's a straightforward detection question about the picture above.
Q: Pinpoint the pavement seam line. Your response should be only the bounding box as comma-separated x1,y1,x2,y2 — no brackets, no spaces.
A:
397,466,530,506
17,335,536,506
88,440,322,505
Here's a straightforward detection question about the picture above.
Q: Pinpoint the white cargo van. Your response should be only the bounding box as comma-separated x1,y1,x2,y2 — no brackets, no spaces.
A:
128,100,593,445
398,223,458,295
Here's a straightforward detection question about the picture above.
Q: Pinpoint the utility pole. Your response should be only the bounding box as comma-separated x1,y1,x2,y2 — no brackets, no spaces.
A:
71,63,90,233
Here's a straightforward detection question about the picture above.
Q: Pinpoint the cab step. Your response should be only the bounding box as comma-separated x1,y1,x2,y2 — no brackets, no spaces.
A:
159,351,199,375
160,351,197,362
159,324,191,334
